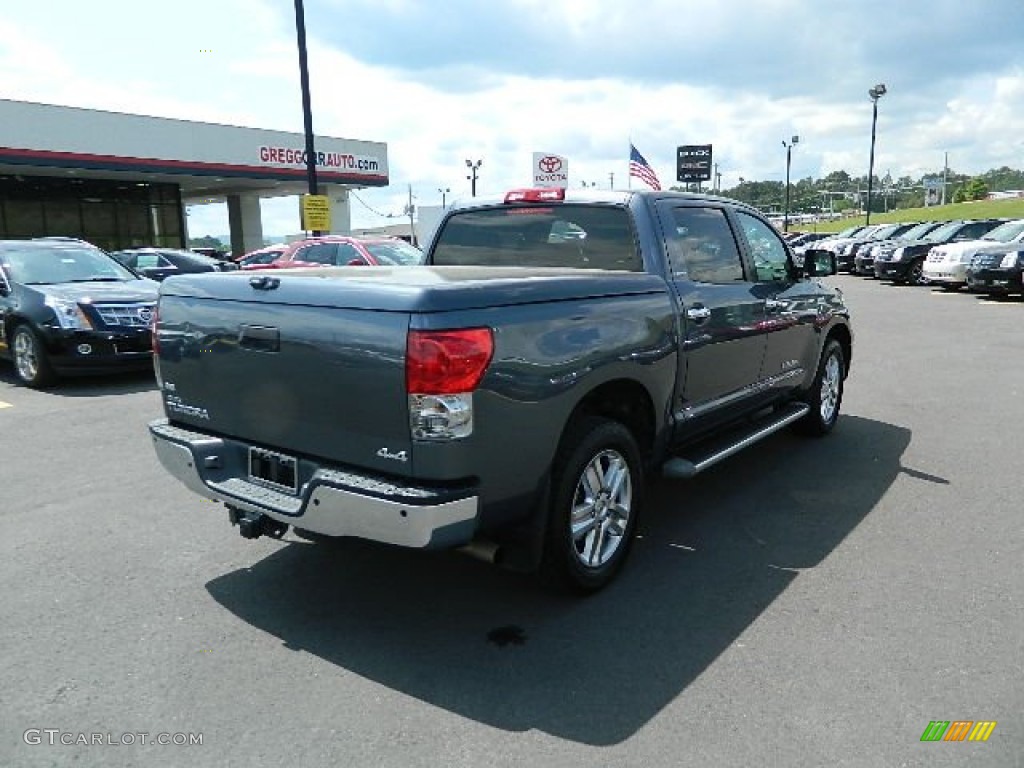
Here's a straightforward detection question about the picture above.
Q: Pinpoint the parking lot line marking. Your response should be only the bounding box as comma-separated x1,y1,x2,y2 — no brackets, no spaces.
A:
0,401,12,409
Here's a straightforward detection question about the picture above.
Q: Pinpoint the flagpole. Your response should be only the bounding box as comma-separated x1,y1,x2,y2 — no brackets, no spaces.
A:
627,139,632,190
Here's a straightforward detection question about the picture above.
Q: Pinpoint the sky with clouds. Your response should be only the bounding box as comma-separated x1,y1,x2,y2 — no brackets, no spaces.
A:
2,0,1023,238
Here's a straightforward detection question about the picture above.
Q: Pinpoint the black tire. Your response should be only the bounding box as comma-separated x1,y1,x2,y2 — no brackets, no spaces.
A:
539,416,643,594
11,324,57,388
906,257,925,286
793,338,845,437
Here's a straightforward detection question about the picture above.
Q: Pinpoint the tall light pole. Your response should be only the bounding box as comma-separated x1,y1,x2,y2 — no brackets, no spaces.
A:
293,0,324,236
438,187,450,207
782,135,799,232
465,159,482,197
865,83,887,225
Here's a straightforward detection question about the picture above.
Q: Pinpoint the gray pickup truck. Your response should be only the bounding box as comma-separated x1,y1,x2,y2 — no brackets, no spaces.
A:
149,188,852,592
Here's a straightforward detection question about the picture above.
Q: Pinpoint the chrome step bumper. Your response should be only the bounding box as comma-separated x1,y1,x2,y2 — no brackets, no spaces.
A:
149,419,478,549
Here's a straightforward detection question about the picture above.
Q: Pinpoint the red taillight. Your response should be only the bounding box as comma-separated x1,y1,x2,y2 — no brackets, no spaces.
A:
150,305,159,354
504,188,565,203
406,328,494,394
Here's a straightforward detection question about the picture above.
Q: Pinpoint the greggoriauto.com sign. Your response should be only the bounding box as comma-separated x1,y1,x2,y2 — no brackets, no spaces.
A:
259,146,381,172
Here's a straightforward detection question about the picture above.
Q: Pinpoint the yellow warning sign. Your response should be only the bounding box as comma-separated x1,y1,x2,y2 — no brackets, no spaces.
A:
300,194,331,231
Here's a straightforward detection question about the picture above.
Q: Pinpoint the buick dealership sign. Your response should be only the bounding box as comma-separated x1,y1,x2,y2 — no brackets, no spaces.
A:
676,144,713,183
533,152,568,188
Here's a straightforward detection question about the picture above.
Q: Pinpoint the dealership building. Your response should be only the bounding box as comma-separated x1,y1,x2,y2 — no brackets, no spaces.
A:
0,98,389,255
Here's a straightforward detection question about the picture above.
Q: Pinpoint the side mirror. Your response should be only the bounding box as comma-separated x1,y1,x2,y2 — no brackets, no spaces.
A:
0,281,8,297
803,249,837,278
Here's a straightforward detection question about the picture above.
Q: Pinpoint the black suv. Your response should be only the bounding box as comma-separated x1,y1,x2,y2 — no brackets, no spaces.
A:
0,239,159,387
848,222,923,275
874,219,1004,285
111,248,238,282
967,250,1024,296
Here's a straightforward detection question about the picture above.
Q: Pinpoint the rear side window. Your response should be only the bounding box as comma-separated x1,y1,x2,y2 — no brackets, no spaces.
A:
664,206,745,283
431,205,641,271
335,243,363,265
135,253,173,270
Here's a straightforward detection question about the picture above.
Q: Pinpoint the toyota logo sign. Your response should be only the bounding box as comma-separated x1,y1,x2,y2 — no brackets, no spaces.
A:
532,152,569,189
538,156,562,173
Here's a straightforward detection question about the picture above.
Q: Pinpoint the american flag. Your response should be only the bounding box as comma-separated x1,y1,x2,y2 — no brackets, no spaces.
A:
629,144,662,191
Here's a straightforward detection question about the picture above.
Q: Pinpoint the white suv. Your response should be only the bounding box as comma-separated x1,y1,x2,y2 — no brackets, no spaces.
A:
922,219,1022,290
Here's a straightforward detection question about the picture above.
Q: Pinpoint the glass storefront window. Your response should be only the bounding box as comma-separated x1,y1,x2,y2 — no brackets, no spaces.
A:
0,175,183,250
43,199,83,237
4,199,45,237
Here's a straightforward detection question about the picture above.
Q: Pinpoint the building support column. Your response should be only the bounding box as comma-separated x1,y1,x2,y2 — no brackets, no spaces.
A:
227,194,264,257
324,185,352,235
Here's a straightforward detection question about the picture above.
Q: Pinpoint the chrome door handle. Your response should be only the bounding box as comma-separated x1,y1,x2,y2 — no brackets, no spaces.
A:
686,306,711,321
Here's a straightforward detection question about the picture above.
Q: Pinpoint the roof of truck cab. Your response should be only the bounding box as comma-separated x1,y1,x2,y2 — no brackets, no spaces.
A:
449,188,754,212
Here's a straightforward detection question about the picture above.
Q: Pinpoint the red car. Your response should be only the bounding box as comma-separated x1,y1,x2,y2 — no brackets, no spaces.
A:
236,245,287,269
240,236,423,270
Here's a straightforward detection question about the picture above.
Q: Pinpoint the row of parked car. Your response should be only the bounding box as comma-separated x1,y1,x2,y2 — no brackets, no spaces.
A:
106,235,424,282
0,235,424,388
788,218,1024,295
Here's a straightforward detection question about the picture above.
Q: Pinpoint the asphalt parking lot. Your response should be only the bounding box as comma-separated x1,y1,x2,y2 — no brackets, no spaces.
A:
1,276,1021,768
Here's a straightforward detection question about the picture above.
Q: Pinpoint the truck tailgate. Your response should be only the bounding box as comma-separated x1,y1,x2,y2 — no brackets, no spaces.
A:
155,274,411,476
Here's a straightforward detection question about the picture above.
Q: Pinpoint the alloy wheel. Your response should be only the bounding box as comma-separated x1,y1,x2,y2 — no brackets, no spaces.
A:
569,449,632,569
820,353,841,424
13,330,39,382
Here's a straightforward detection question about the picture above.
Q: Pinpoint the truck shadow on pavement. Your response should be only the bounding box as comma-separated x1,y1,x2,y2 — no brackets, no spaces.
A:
206,415,918,746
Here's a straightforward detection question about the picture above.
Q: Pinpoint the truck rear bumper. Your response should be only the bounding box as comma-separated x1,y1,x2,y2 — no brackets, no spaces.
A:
149,419,478,549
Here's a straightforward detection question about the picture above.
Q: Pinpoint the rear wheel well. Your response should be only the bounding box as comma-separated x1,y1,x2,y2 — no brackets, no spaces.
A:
561,379,656,463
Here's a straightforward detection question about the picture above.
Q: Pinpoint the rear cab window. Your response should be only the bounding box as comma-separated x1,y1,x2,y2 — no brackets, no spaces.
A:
431,205,642,271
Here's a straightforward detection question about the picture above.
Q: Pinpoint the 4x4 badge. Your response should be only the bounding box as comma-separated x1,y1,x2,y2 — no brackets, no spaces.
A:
376,448,408,462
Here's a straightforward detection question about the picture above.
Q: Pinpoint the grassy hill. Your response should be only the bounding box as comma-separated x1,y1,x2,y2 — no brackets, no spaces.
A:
798,198,1024,234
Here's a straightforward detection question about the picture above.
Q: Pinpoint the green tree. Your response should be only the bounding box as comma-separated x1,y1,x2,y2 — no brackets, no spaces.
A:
189,235,225,249
962,177,989,201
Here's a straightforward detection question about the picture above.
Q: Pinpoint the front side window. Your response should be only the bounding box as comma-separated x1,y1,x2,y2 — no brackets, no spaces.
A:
247,249,284,265
736,212,792,282
295,243,337,264
666,206,744,283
